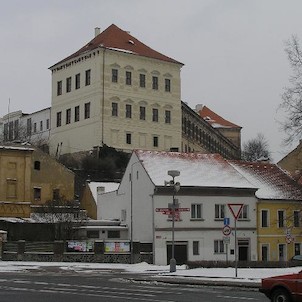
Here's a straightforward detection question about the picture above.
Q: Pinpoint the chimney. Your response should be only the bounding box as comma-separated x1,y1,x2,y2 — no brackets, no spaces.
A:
195,104,204,112
94,27,101,37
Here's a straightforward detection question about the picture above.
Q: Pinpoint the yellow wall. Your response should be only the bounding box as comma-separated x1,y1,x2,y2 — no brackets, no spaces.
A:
80,183,97,219
258,200,302,261
31,148,75,204
0,147,33,217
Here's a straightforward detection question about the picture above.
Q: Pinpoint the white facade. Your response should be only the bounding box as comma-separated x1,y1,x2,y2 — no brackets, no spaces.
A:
98,150,258,265
1,108,50,145
49,25,183,156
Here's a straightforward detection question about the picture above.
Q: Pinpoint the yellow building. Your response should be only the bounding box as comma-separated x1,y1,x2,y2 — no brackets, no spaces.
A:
0,145,33,217
230,160,302,261
258,200,302,261
0,144,75,218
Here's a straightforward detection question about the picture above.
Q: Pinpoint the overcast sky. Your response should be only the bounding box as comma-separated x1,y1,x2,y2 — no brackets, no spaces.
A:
1,0,301,162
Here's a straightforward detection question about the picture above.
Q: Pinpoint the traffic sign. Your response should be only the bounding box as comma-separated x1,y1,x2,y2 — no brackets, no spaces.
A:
222,225,232,236
223,236,230,244
224,218,230,226
228,203,244,220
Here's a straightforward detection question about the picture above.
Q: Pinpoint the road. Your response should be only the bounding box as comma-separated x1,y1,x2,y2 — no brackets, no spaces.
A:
0,268,267,302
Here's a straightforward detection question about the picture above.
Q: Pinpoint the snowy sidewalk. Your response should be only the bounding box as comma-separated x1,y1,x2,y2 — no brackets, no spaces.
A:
0,261,301,288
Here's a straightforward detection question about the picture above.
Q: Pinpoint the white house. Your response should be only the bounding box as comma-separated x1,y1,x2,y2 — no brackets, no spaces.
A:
98,150,258,265
1,108,51,146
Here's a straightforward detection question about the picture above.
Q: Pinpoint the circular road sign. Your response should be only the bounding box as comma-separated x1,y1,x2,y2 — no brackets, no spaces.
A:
222,225,232,236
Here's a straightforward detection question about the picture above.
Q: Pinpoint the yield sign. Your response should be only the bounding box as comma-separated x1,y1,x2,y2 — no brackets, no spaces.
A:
228,203,244,220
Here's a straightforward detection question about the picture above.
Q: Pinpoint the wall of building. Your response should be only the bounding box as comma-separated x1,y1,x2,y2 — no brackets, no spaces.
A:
0,147,33,217
50,48,182,156
31,149,75,204
257,199,302,261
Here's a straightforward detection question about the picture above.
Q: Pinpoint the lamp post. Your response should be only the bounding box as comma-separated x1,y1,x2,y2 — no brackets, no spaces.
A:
166,170,180,273
130,160,142,264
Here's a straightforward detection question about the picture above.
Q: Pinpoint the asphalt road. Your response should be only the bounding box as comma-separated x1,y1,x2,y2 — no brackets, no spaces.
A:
0,269,267,302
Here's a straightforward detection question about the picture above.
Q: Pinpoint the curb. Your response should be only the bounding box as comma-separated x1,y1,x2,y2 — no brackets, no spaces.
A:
129,275,260,289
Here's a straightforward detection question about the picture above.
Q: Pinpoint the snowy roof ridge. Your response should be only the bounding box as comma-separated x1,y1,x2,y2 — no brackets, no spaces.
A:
229,160,302,200
135,150,255,189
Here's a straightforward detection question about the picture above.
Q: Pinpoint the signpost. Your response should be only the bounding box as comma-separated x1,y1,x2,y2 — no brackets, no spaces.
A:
227,203,244,278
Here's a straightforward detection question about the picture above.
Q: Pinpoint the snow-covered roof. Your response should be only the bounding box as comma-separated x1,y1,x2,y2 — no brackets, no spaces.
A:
229,161,302,200
88,182,120,201
135,150,255,189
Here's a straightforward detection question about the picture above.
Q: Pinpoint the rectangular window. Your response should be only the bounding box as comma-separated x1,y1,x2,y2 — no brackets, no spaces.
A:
107,231,120,239
8,121,13,140
126,133,132,145
238,205,249,220
75,73,80,89
57,80,62,95
126,104,132,118
191,204,203,219
53,189,60,201
126,71,132,85
153,136,158,147
74,106,80,122
33,122,37,133
84,102,90,119
14,120,19,139
6,179,17,198
165,110,171,124
66,77,72,93
85,69,91,86
193,241,199,255
278,210,285,228
112,69,118,83
152,76,158,90
34,188,41,201
66,108,71,124
152,108,158,122
112,102,118,116
87,231,99,239
294,211,300,227
165,78,171,92
261,244,269,261
46,119,50,130
215,204,225,220
27,118,32,136
261,210,269,228
279,244,286,261
140,106,146,120
214,240,224,253
40,121,43,131
295,243,301,256
56,112,62,127
139,74,146,88
3,123,8,141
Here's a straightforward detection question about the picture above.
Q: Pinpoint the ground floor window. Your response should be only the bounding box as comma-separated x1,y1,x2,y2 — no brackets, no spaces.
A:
214,240,224,254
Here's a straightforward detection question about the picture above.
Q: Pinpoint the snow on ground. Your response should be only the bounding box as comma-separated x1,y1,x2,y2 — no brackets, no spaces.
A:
0,261,301,284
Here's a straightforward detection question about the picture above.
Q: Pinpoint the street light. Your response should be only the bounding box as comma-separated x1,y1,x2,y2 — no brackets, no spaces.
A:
166,170,180,272
130,160,142,264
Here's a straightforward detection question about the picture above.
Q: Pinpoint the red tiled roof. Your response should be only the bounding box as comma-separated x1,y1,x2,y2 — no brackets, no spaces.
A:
229,160,302,200
198,105,241,129
52,24,183,67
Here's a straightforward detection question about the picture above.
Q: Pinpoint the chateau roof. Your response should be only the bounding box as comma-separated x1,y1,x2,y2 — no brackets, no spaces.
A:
197,105,241,129
52,24,183,67
229,161,302,200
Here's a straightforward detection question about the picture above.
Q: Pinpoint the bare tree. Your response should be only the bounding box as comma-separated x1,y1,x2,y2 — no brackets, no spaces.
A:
280,35,302,144
32,196,87,240
242,133,271,162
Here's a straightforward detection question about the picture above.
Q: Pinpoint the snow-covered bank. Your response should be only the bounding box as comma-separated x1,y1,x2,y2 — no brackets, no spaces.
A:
0,261,301,284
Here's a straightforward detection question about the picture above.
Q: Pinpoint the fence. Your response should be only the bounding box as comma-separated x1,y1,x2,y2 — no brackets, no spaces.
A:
2,240,153,264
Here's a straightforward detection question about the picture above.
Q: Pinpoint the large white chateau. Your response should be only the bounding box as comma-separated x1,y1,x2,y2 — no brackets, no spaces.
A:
49,24,183,156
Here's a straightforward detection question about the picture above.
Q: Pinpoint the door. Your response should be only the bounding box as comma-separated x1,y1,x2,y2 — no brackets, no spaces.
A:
167,243,188,265
238,239,250,261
